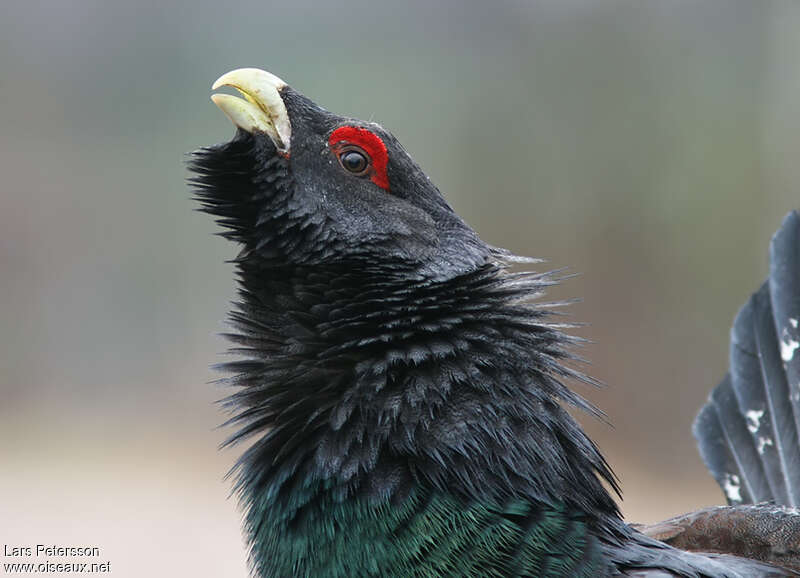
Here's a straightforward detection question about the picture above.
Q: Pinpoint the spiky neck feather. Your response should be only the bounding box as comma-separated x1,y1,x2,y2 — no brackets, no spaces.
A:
191,133,784,578
223,252,621,513
191,132,623,530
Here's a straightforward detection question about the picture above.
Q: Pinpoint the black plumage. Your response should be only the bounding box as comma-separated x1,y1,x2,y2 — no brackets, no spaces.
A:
192,68,800,577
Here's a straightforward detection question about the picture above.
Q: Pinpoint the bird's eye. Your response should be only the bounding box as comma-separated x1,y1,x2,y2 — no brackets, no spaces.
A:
329,126,390,190
338,147,370,175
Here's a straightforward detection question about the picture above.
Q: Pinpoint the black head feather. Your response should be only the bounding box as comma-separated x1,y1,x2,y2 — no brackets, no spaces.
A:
190,99,620,506
189,71,800,578
189,75,649,577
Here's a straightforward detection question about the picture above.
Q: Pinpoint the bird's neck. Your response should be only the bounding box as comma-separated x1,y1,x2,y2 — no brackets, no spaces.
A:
225,257,621,530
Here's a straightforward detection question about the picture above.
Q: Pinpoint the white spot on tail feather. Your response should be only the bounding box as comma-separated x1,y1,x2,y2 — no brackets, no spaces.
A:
791,318,799,329
745,409,764,434
723,473,742,502
757,436,774,455
781,327,799,362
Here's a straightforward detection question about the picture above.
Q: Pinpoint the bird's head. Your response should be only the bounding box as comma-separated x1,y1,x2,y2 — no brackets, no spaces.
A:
192,68,489,279
191,70,625,544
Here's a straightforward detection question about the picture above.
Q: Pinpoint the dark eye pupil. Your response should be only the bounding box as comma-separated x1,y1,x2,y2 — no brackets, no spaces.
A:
341,150,368,173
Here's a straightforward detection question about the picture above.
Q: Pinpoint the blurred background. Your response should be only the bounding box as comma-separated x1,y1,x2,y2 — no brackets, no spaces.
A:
1,0,799,575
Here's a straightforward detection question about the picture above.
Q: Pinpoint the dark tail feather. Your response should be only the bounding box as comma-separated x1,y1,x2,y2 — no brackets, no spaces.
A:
694,211,800,506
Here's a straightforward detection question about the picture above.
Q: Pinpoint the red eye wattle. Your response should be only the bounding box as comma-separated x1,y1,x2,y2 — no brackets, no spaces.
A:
328,126,390,190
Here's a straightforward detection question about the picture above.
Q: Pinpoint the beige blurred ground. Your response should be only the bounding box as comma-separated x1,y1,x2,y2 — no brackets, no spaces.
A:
2,1,800,576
